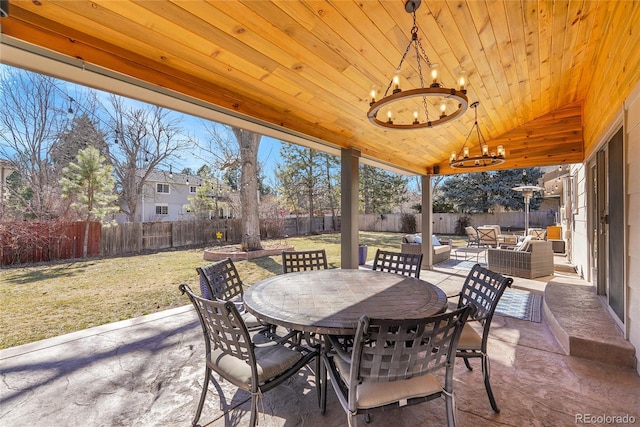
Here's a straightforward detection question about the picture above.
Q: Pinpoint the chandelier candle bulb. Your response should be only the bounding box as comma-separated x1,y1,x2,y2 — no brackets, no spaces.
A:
392,72,401,93
458,74,466,91
463,147,470,158
498,145,505,157
431,67,439,86
370,89,376,105
482,144,489,156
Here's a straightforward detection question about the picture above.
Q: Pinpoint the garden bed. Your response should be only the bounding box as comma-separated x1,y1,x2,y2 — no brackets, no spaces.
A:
203,243,295,262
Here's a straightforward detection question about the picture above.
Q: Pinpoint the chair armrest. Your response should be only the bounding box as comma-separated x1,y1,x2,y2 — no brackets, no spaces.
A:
253,328,300,348
326,334,353,363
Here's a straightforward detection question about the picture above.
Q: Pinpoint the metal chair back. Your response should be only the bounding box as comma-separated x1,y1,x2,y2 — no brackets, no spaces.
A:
282,249,328,273
372,249,422,278
196,258,244,301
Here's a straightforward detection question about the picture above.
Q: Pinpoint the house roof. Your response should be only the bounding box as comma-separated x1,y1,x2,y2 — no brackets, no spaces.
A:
2,1,638,175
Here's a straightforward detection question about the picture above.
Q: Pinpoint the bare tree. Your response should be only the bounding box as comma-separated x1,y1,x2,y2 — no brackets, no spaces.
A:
0,67,73,219
103,95,192,222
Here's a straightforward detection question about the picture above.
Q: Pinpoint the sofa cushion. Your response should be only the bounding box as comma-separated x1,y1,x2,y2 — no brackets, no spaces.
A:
433,246,449,255
516,235,537,252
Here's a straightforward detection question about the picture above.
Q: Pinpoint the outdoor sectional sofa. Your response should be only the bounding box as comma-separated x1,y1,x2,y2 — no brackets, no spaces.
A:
487,239,554,279
401,234,451,266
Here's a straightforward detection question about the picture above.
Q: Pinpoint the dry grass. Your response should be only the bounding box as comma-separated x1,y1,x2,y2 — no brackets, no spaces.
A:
0,231,465,349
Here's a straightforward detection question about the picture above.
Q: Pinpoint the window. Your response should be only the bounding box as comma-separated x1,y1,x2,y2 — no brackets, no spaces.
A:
189,186,197,193
155,205,168,215
156,183,170,194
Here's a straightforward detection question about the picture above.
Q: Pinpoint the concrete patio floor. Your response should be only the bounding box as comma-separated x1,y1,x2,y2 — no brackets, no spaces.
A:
1,254,639,426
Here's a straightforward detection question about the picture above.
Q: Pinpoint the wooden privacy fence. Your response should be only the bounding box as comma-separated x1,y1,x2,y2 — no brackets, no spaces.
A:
101,219,243,257
359,212,556,234
0,221,101,266
1,212,555,265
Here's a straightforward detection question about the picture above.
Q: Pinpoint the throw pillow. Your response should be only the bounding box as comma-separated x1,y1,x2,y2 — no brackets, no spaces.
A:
431,235,441,246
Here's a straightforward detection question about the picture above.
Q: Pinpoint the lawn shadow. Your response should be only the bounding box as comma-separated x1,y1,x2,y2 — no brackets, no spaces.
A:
1,262,91,285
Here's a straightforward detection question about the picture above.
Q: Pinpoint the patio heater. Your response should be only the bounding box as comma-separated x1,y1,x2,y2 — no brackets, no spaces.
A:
512,185,544,235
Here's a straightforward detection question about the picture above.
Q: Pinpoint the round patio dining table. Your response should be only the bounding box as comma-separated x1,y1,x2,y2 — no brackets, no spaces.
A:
243,269,448,336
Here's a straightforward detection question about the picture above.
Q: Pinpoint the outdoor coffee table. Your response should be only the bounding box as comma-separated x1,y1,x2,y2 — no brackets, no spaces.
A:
243,269,447,336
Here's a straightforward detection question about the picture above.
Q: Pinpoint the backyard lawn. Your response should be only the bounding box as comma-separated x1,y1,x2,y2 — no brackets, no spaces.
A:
0,231,465,349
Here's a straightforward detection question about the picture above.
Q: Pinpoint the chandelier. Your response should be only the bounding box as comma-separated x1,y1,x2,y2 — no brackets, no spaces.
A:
367,0,468,129
449,101,505,169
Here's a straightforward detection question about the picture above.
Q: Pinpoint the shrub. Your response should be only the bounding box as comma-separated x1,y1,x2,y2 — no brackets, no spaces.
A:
454,215,472,235
400,213,417,234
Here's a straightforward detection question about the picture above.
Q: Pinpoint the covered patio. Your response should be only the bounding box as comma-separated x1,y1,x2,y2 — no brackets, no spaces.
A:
1,1,638,424
2,255,638,426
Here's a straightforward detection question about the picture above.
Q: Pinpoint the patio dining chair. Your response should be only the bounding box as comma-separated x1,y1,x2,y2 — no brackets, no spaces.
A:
179,284,319,427
451,264,513,412
477,227,499,248
528,228,547,240
282,249,328,273
196,258,264,330
465,226,480,247
322,305,474,426
372,249,422,278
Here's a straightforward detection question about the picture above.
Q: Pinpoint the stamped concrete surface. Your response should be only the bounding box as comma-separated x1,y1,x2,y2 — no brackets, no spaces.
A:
2,265,639,427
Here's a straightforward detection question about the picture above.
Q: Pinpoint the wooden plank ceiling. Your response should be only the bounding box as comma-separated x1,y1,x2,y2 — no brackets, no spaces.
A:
2,0,612,175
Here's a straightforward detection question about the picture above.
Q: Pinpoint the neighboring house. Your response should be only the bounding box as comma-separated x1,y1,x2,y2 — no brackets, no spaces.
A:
0,159,15,201
128,169,238,222
0,159,16,219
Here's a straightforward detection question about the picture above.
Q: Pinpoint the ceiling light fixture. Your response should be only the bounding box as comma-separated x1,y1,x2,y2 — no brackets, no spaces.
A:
367,0,468,129
449,101,505,169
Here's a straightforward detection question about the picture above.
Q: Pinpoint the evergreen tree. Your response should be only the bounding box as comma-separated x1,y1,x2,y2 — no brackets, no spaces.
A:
359,165,409,214
60,146,119,257
439,167,544,213
276,143,336,232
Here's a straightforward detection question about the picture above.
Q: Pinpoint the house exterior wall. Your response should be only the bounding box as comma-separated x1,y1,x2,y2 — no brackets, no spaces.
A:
570,164,590,281
140,178,195,222
624,83,640,372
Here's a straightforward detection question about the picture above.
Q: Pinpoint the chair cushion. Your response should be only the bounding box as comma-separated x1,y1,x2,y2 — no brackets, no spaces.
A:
457,322,483,350
334,356,443,409
209,343,302,388
241,310,263,329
